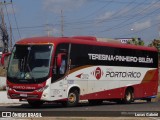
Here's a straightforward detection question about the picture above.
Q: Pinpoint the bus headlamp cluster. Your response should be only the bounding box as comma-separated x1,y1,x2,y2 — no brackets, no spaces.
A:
36,85,49,92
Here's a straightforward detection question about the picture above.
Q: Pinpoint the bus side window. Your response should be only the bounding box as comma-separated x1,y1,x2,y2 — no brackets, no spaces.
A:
57,53,67,75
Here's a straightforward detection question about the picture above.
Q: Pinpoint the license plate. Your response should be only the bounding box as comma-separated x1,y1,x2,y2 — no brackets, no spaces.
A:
20,94,27,97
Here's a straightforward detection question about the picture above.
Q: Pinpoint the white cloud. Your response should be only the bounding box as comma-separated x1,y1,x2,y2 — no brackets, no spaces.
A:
97,7,130,22
98,11,114,21
156,15,160,21
43,0,87,13
132,20,151,31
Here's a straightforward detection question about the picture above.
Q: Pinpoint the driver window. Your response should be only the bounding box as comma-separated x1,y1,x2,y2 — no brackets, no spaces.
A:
59,58,66,74
52,43,69,82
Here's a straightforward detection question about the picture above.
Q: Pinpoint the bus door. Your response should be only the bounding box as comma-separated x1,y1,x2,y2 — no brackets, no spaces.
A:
51,43,70,98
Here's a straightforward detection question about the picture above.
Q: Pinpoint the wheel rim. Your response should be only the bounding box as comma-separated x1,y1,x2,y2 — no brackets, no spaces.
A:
68,93,76,103
126,91,131,101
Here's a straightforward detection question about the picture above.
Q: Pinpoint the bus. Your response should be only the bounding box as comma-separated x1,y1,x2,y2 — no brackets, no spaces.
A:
5,36,159,107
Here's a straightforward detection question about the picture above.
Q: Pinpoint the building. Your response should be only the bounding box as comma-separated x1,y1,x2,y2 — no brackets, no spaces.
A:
115,38,141,44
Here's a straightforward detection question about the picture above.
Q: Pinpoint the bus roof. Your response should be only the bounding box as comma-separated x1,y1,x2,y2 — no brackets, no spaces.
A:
16,36,157,52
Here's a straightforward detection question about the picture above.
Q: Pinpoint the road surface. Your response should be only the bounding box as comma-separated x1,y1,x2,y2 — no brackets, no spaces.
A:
0,101,160,117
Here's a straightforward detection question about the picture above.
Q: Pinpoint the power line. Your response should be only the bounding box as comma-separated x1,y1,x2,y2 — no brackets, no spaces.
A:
4,1,13,48
74,0,114,20
94,0,160,34
96,0,136,24
120,21,160,37
60,0,159,33
63,11,150,28
92,0,153,5
98,0,147,26
62,0,137,31
63,0,140,28
9,0,150,33
9,23,55,30
11,1,21,39
66,0,146,29
61,9,64,37
12,25,49,29
62,0,137,30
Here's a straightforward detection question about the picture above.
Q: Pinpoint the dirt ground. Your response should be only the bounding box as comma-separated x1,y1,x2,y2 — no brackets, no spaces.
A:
0,66,6,77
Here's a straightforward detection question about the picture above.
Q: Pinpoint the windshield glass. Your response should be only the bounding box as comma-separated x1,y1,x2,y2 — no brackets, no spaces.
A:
0,47,3,52
7,45,53,83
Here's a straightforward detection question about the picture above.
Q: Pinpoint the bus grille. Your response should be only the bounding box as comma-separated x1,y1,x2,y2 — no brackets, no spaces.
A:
11,94,39,98
14,89,35,92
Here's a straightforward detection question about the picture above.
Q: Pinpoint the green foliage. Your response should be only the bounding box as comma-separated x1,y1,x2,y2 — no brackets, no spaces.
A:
148,39,160,47
148,39,160,56
127,37,144,46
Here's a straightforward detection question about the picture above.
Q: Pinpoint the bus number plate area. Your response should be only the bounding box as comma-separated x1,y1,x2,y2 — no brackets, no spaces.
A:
20,94,27,97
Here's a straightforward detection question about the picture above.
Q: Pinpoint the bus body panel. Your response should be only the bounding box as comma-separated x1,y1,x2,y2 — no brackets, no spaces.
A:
65,66,158,100
6,36,158,104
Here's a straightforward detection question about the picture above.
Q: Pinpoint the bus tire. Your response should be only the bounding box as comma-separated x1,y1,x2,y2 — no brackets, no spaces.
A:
64,90,79,107
115,99,123,104
88,100,103,105
28,100,44,108
123,89,134,104
146,98,152,102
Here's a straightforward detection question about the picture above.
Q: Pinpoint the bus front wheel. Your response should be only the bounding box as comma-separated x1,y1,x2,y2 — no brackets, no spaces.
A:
63,90,79,107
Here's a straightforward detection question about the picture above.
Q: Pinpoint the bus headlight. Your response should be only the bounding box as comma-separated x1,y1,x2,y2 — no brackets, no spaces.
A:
36,85,49,92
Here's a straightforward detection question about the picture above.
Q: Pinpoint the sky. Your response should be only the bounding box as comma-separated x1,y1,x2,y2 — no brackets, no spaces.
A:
1,0,160,45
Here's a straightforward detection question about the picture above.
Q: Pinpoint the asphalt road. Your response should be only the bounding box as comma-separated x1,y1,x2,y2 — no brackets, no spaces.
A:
0,101,160,118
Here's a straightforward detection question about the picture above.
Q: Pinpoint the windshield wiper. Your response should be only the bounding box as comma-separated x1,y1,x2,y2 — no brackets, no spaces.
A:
25,46,36,82
26,63,36,82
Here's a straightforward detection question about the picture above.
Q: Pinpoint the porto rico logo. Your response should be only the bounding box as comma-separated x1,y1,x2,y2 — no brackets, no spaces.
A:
91,67,104,80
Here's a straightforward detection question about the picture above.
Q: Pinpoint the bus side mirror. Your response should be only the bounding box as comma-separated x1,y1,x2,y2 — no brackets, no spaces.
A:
57,53,66,68
1,53,11,67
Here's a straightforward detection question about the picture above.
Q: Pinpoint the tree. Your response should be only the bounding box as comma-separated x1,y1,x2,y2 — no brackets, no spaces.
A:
148,39,160,47
127,37,144,46
148,39,160,56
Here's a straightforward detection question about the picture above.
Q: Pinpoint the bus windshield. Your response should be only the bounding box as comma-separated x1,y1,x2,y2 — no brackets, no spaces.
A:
7,45,53,83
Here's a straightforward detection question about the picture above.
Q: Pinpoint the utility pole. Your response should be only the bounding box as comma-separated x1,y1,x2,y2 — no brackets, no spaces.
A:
61,9,64,37
0,1,12,53
0,7,8,53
